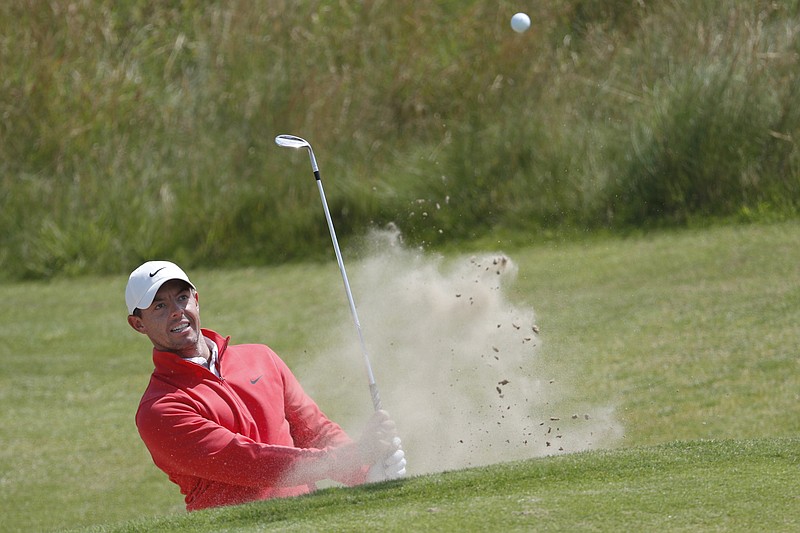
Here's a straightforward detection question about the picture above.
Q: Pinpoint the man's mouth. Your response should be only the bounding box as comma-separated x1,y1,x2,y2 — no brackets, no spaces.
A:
171,323,190,333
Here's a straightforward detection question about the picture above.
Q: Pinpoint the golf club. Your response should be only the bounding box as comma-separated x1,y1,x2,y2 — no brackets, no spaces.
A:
275,134,383,412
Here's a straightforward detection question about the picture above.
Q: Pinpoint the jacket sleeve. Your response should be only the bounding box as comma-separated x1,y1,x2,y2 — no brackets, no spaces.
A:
136,392,367,489
275,353,369,486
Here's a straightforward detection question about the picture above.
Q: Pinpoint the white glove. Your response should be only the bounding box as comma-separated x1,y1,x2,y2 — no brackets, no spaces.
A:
367,437,407,482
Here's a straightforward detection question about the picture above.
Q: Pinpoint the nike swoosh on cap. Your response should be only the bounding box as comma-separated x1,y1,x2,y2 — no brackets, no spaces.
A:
149,267,167,277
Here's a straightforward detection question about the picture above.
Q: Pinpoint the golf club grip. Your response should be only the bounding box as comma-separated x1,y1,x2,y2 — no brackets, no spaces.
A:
370,382,383,411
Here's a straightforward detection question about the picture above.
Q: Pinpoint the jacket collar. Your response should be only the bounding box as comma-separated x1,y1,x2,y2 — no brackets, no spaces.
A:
151,328,231,377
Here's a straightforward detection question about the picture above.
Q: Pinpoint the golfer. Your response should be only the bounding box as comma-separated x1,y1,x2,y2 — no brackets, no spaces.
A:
126,260,406,511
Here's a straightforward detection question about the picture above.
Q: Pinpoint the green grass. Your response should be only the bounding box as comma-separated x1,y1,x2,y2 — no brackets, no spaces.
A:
83,438,800,533
2,222,800,531
3,1,798,528
2,1,799,279
510,222,800,445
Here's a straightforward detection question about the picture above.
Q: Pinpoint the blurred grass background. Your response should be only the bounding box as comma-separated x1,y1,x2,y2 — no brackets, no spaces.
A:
2,1,800,530
1,0,798,280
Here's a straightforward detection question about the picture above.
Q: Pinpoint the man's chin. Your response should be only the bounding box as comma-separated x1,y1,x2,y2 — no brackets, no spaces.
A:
160,332,201,355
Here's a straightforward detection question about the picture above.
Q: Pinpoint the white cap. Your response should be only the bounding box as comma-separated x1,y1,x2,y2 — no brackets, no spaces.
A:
125,260,196,315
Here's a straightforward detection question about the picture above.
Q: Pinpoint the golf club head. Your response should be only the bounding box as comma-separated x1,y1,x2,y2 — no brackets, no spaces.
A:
275,134,318,173
275,134,310,149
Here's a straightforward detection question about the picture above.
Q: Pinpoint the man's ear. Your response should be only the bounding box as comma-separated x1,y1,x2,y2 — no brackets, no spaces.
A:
127,314,147,334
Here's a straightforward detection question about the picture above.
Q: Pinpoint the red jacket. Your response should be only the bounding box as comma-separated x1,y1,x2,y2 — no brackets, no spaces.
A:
135,329,367,510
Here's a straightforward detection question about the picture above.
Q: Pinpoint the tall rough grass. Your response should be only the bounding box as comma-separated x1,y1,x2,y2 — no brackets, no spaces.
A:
1,0,798,279
606,1,800,225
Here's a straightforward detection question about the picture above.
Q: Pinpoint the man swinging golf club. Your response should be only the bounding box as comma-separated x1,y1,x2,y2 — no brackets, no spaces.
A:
126,260,406,511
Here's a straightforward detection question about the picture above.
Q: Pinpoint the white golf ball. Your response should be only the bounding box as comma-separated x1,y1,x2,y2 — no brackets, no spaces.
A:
510,12,531,33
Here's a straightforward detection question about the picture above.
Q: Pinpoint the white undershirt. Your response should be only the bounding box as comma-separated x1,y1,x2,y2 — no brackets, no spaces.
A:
183,336,220,377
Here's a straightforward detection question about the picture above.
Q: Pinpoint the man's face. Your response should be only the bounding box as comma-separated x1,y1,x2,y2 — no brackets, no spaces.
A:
127,279,204,357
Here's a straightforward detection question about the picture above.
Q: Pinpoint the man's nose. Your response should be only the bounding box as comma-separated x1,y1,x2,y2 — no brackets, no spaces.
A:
168,300,183,316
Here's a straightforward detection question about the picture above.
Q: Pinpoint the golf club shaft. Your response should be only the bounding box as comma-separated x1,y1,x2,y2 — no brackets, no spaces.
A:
275,134,384,412
315,178,383,412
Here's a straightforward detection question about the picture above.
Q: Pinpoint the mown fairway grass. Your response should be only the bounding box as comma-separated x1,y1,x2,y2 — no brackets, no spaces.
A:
2,222,799,531
508,222,800,445
85,438,799,533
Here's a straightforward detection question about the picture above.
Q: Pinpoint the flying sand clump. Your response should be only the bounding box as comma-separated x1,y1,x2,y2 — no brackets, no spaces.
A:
300,226,622,476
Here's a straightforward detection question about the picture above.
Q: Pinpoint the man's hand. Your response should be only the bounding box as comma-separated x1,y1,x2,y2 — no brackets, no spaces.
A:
358,410,408,482
367,437,407,482
357,410,398,464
